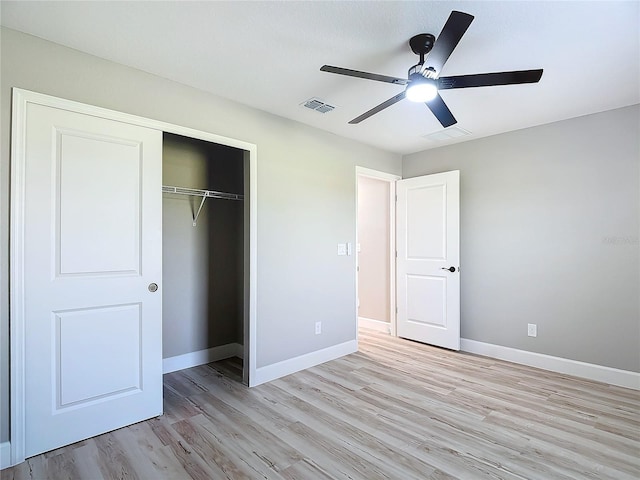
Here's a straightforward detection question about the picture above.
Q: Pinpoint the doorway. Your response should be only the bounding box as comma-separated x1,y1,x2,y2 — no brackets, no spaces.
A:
355,167,400,336
355,167,461,351
162,132,248,384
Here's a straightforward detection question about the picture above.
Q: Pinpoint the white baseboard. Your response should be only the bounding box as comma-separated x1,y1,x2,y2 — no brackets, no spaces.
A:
461,338,640,391
252,340,357,387
358,317,391,333
0,441,11,469
163,343,244,374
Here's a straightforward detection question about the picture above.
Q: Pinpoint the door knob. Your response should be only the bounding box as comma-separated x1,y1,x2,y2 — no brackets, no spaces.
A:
148,283,158,292
441,266,456,272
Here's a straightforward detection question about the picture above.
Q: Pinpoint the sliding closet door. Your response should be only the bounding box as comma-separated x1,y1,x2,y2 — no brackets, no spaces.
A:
21,101,163,457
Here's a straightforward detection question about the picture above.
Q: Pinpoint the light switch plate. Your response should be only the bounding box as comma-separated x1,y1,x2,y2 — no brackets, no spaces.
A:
337,243,347,256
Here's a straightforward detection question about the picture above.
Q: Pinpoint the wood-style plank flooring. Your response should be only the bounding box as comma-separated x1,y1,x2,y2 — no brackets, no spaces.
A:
3,329,639,479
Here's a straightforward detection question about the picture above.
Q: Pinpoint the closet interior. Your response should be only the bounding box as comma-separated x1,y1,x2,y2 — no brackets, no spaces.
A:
162,132,248,384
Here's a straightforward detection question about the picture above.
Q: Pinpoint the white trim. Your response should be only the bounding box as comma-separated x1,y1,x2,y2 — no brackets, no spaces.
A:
163,343,244,374
355,167,400,339
252,340,357,386
355,167,401,182
247,147,258,386
358,317,391,333
461,338,640,391
10,89,28,466
388,179,398,337
9,88,258,465
1,442,11,469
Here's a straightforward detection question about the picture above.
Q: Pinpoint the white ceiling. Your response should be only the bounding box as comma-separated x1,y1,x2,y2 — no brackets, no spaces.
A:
1,1,638,154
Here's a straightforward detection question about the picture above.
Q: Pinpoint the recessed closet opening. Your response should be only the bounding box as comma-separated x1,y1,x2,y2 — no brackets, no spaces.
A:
162,132,249,385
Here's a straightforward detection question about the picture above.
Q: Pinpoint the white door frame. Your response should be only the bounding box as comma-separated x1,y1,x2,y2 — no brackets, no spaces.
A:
355,167,400,337
9,88,258,466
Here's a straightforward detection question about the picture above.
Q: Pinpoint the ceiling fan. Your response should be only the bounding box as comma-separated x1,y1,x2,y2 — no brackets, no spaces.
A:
320,11,543,128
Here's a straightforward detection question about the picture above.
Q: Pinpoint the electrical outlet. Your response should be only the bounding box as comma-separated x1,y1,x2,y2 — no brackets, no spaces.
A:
527,323,537,337
315,322,322,335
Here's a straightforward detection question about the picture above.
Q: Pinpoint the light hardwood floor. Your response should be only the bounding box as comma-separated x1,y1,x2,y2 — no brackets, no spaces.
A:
3,329,639,479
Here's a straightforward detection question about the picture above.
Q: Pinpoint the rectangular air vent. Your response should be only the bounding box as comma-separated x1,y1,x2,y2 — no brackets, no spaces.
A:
422,126,471,142
301,97,336,114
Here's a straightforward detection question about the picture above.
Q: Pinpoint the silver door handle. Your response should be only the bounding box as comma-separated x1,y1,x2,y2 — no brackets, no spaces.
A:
148,283,158,292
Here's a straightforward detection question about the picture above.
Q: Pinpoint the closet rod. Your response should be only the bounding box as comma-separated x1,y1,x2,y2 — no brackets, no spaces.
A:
162,185,244,201
162,185,244,227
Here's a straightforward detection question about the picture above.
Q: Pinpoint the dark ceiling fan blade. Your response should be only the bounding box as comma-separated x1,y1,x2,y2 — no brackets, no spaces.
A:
425,93,457,127
321,65,407,85
427,11,474,75
349,91,407,124
438,69,543,89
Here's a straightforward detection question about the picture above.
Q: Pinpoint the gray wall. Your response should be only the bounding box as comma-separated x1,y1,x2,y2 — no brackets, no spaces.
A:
403,105,640,373
163,133,244,359
0,27,402,443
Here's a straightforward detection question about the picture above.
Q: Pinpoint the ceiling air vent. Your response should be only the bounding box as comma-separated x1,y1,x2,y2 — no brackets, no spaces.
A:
422,126,471,142
301,98,336,114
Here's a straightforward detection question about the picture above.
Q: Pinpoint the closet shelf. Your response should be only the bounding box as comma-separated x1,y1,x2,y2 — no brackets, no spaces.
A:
162,185,244,226
162,185,244,201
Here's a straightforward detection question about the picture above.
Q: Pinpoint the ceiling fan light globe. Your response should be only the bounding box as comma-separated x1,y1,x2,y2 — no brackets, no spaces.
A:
406,82,438,102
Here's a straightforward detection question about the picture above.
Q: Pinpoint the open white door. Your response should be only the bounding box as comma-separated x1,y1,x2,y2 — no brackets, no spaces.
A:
396,170,460,350
18,101,163,458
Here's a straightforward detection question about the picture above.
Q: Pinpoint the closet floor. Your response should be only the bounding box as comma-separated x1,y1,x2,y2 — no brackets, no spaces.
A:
210,356,244,383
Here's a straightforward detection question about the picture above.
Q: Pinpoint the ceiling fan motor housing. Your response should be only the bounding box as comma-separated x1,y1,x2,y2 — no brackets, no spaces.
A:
408,64,437,80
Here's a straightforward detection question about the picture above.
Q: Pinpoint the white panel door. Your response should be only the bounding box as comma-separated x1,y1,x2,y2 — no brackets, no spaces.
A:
396,171,460,350
23,103,163,457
